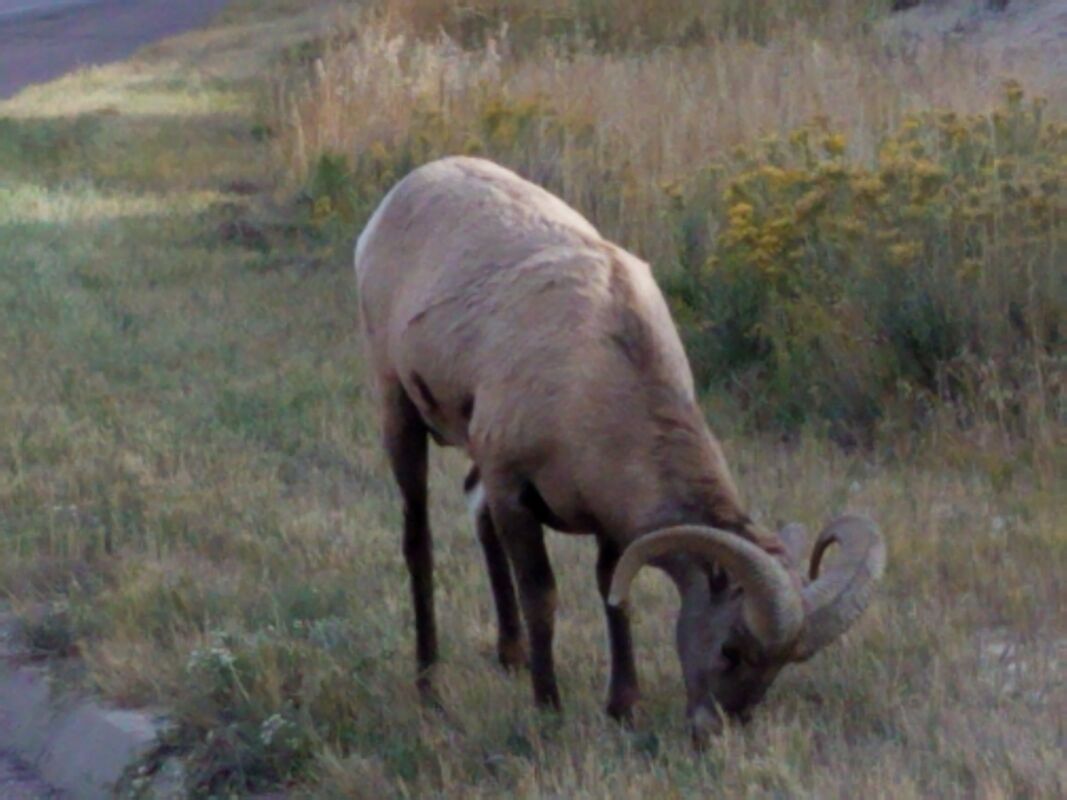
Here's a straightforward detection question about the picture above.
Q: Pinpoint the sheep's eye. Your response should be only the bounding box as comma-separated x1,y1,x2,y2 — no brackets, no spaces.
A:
720,645,742,671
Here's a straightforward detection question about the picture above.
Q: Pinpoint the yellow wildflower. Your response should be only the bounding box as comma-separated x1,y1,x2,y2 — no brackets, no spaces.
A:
728,202,755,222
995,158,1017,179
1002,79,1024,105
852,176,885,199
818,162,847,181
462,135,485,155
757,165,789,185
766,216,794,236
888,241,922,267
1038,171,1061,194
660,179,684,200
823,133,847,157
789,128,811,153
312,196,333,222
834,219,864,238
912,160,945,180
956,258,981,281
794,189,827,220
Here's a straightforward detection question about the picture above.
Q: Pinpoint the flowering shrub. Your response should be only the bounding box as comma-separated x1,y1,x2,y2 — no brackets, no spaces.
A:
666,83,1064,434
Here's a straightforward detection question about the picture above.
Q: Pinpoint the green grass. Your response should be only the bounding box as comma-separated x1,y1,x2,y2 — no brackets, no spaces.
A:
0,1,1064,797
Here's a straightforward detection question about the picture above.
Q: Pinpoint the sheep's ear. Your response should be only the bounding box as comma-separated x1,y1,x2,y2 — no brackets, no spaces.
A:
609,525,803,652
792,515,886,661
778,523,810,571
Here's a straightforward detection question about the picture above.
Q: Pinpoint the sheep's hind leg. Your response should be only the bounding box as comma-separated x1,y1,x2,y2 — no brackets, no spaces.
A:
489,489,561,710
383,380,437,699
465,466,527,671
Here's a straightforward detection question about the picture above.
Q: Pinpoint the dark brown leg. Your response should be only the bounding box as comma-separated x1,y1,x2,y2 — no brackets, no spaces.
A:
490,493,561,710
597,536,640,721
475,505,527,670
382,381,436,695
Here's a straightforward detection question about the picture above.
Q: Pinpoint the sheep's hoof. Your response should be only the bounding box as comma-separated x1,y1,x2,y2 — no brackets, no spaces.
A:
606,689,640,726
416,672,442,706
497,638,528,672
606,705,636,728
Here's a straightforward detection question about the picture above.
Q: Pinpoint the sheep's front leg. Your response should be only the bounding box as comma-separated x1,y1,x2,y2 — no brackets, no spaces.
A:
382,381,437,697
490,493,561,710
597,536,640,721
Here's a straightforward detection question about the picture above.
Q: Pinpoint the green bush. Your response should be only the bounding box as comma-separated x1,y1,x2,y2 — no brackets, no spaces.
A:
665,82,1064,435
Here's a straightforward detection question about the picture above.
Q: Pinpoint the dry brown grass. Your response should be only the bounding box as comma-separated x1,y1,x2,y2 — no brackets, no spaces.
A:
0,1,1064,797
378,0,891,50
289,431,1065,798
279,7,1066,265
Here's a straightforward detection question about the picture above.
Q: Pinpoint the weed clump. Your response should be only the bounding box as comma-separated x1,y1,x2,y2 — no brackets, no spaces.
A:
666,82,1064,435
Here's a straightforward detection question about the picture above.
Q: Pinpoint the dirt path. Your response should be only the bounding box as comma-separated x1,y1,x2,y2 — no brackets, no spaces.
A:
0,0,230,99
0,750,58,799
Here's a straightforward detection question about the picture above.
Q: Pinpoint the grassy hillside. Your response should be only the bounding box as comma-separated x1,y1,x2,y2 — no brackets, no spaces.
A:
0,0,1063,797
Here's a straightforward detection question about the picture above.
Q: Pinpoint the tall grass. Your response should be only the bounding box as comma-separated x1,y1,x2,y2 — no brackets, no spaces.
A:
278,8,1064,439
0,2,1063,797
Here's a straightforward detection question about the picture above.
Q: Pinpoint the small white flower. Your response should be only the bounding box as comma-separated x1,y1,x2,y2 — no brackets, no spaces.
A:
260,713,288,746
185,642,236,674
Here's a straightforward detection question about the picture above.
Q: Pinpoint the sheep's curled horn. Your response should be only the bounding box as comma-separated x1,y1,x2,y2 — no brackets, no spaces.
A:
607,514,886,659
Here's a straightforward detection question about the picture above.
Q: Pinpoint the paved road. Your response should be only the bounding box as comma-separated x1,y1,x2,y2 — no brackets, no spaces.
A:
0,750,58,799
0,0,94,20
0,0,230,99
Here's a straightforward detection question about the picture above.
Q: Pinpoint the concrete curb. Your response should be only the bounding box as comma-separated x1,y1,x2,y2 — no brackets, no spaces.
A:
0,619,166,799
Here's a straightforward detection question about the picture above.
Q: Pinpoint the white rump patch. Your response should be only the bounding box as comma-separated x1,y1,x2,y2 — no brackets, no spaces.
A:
354,179,401,272
465,479,486,522
353,202,384,270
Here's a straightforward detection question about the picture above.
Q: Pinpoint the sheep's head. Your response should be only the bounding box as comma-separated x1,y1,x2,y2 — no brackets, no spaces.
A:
608,515,885,741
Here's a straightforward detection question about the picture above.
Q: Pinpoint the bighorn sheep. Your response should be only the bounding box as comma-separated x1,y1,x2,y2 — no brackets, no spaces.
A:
355,156,885,737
